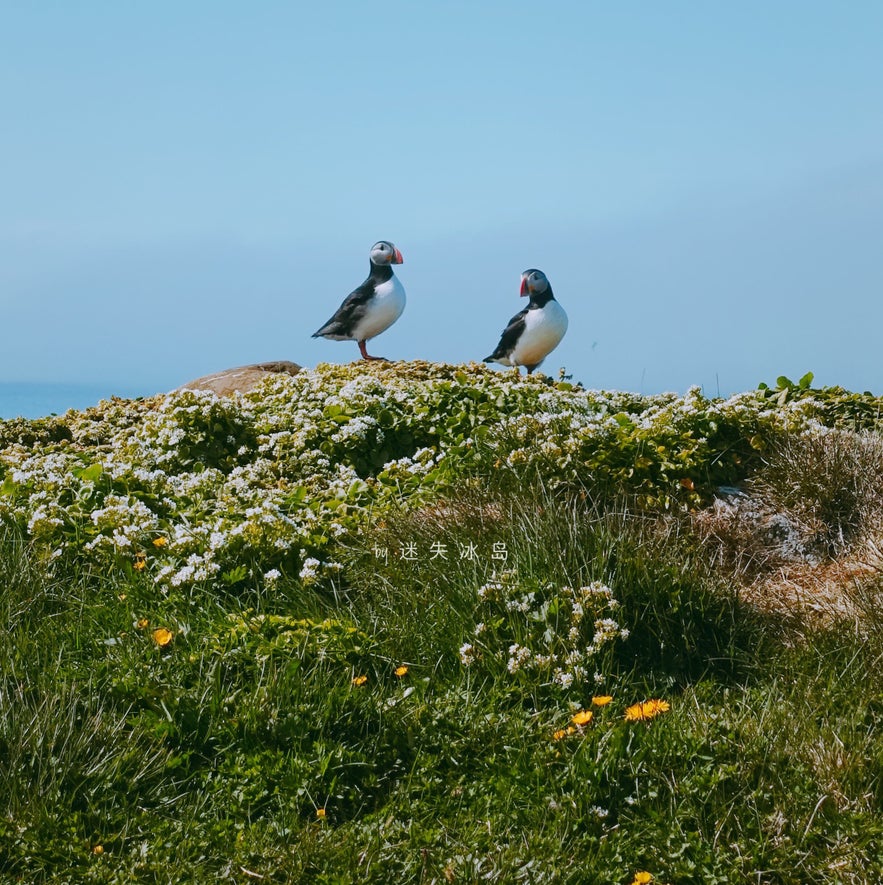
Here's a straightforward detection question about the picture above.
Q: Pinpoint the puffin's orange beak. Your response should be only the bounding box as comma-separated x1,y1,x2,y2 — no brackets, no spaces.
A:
520,276,529,296
393,248,404,265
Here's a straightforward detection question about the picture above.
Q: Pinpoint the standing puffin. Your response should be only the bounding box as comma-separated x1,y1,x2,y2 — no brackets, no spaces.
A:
483,268,568,374
312,240,405,360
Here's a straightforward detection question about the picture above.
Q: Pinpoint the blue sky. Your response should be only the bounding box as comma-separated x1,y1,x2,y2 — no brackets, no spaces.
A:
2,1,882,397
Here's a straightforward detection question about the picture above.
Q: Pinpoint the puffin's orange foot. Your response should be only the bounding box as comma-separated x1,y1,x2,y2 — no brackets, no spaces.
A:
358,340,390,361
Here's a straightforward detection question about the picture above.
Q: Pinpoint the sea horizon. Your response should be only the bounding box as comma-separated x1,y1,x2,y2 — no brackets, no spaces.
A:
0,382,158,420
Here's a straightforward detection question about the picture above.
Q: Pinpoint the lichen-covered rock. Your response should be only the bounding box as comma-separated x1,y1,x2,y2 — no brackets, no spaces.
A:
177,361,302,396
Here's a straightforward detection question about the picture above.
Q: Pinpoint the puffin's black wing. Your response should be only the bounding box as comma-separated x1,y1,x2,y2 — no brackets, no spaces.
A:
312,276,376,339
484,306,528,362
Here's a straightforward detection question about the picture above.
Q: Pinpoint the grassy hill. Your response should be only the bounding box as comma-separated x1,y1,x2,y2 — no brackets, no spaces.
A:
1,362,882,883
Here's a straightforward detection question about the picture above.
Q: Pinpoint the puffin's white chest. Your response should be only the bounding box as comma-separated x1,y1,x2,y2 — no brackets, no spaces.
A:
353,275,406,341
512,300,568,367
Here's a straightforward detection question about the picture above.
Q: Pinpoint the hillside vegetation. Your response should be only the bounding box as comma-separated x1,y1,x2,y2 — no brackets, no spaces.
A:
1,362,882,883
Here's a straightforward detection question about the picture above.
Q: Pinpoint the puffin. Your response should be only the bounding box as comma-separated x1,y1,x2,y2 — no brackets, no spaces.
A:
312,240,405,360
483,268,568,374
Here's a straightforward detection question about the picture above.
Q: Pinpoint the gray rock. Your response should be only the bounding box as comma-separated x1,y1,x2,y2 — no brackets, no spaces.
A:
176,361,302,397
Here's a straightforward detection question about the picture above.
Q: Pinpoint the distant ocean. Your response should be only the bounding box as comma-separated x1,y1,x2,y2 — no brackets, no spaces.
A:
0,383,156,420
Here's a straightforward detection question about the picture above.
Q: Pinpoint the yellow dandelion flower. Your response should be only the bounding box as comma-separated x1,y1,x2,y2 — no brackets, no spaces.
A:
133,553,147,571
352,675,367,686
591,695,613,706
315,808,327,820
624,703,643,722
631,872,653,885
152,627,173,647
136,617,149,629
394,665,409,677
571,709,593,727
552,729,568,741
92,844,104,856
624,698,671,722
152,537,168,548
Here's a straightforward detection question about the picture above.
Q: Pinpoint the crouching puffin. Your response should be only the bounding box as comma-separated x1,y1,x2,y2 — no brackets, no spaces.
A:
484,268,568,374
312,240,405,360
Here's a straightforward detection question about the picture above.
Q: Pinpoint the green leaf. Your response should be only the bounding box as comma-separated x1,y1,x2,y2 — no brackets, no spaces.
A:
287,485,308,505
74,462,103,483
222,565,248,585
798,371,814,389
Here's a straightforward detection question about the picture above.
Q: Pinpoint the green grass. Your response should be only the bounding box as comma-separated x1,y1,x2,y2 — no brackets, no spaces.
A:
2,490,883,884
3,367,883,882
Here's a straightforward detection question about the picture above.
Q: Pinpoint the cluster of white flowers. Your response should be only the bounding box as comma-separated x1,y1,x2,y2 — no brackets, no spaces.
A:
156,552,221,587
26,501,65,537
87,494,160,553
477,573,514,601
380,446,442,480
0,360,846,596
483,377,830,487
0,386,334,590
8,451,76,489
458,642,478,666
505,592,536,613
332,415,382,444
299,557,321,582
506,643,533,673
465,573,626,691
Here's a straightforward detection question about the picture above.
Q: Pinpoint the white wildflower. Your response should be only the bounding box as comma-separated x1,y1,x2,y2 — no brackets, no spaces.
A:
478,580,502,600
299,557,320,581
459,643,477,666
506,643,532,674
554,670,574,689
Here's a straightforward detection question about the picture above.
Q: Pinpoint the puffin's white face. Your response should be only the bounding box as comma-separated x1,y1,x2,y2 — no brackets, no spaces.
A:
520,268,549,296
370,241,404,266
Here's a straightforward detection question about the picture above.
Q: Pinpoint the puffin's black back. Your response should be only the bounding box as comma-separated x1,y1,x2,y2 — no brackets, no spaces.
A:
312,261,395,338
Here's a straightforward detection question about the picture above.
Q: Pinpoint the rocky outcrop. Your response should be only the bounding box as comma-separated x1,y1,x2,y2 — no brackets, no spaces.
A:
176,361,302,397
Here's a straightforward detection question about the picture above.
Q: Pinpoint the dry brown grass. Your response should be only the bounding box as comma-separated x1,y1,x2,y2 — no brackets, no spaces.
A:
693,426,883,633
